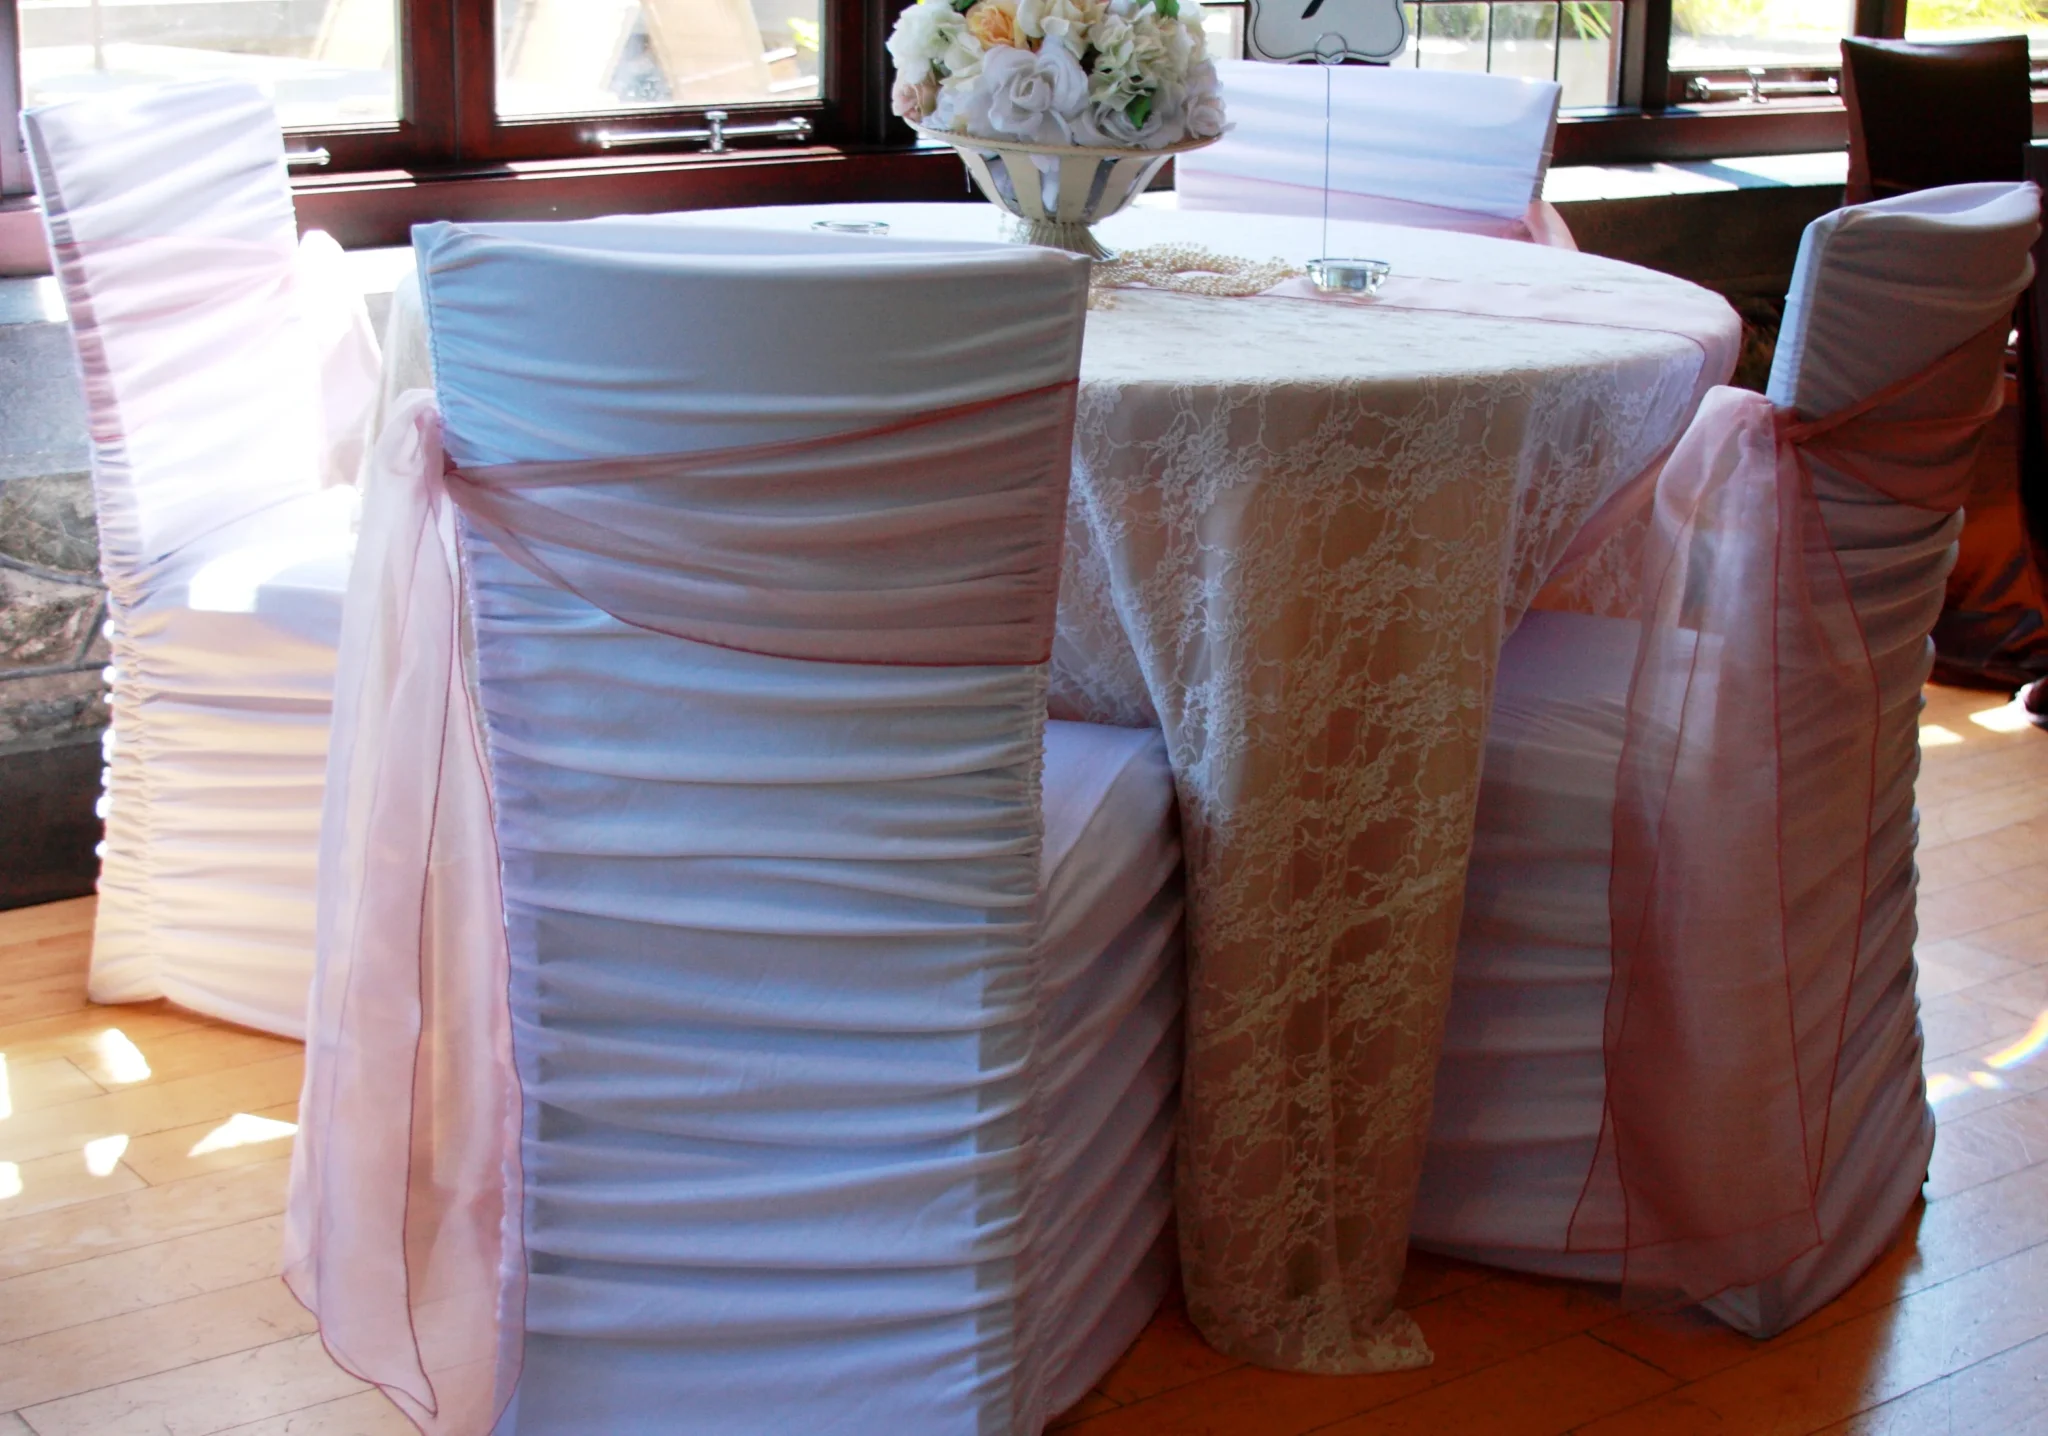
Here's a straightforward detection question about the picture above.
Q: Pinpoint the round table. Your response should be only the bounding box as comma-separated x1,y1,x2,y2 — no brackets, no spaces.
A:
373,202,1739,1373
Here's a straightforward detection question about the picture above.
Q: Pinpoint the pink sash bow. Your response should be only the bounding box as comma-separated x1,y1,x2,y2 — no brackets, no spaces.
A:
1565,323,2008,1303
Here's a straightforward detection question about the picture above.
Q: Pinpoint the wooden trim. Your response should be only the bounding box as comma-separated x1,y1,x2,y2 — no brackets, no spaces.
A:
278,0,459,171
1852,0,1909,39
1619,0,1670,113
1554,101,1849,164
290,144,974,247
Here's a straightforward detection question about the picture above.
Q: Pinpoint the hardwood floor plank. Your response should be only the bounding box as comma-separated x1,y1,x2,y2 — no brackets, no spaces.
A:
118,1102,299,1188
0,1215,287,1345
1572,1238,2048,1436
0,1056,104,1114
0,980,92,1031
67,1027,300,1093
0,1005,208,1070
1065,1271,1625,1436
1807,1330,2048,1435
212,1390,414,1435
0,1145,148,1224
0,1279,315,1411
1091,1293,1241,1407
17,1333,365,1436
0,1057,304,1165
0,1159,288,1283
1913,938,2030,1001
1313,1335,1673,1436
0,900,95,948
1926,1087,2048,1201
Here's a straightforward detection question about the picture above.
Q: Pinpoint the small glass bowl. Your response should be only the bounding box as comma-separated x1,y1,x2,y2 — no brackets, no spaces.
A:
1307,258,1391,295
811,219,891,235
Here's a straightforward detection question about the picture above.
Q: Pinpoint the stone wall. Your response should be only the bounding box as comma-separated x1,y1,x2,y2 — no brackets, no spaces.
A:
1,279,103,908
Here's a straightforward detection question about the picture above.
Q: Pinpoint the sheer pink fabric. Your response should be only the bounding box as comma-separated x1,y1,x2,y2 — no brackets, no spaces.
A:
1175,172,1578,248
1564,322,2008,1302
285,379,1079,1435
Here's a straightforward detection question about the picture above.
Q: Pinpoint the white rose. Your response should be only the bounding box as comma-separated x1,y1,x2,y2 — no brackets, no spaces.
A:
980,42,1091,144
932,67,998,134
1183,61,1225,138
887,0,964,76
940,27,987,81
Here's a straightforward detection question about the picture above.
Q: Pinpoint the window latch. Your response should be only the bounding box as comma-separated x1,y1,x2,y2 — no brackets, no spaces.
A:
595,112,814,153
1686,68,1839,104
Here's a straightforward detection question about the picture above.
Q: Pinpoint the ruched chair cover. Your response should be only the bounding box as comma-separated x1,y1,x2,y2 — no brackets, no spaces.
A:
286,219,1186,1435
1173,59,1575,248
24,79,379,1037
1413,182,2041,1334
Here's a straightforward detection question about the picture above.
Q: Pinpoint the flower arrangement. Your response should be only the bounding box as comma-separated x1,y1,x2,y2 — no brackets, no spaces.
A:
887,0,1226,151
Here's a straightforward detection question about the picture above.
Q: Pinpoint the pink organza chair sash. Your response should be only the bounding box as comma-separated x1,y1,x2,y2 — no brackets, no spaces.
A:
285,381,1078,1435
1564,321,2008,1303
446,380,1079,665
1175,171,1578,249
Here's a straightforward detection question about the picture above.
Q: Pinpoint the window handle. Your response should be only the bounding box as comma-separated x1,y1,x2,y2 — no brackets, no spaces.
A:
285,147,332,167
1686,69,1838,104
595,112,814,153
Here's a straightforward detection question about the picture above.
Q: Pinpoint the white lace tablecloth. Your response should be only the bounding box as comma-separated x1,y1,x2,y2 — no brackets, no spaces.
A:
372,202,1735,1375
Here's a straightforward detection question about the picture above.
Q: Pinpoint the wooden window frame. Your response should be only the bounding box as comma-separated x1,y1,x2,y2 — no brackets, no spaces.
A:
5,0,2044,241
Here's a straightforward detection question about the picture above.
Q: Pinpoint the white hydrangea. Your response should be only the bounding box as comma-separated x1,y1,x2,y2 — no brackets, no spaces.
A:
886,0,966,78
1015,0,1107,58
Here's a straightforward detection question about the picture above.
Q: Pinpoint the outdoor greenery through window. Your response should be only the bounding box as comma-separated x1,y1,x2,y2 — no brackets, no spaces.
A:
1904,0,2048,56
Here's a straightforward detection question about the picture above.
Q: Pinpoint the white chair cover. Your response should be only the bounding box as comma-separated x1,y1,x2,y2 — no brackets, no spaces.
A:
1414,182,2040,1333
23,79,378,1037
1174,59,1575,247
286,219,1186,1435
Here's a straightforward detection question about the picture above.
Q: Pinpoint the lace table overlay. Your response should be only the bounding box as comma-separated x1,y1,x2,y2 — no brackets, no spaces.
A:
375,205,1732,1378
1048,237,1719,1371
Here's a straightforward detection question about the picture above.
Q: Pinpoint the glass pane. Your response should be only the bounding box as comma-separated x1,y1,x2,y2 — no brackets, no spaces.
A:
1488,2,1558,82
1668,0,1853,73
1905,0,2048,60
1203,3,1248,61
18,0,398,127
1409,2,1493,73
496,0,823,117
1560,1,1621,105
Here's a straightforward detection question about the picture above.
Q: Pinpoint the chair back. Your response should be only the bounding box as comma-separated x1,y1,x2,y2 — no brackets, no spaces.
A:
1176,59,1560,230
1770,182,2037,423
415,218,1091,1432
22,80,324,582
1842,36,2031,205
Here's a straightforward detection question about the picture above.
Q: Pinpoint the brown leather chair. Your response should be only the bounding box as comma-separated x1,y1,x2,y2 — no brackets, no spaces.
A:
1841,36,2032,205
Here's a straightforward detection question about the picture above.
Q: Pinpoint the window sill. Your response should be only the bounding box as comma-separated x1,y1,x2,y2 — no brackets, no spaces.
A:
291,143,975,249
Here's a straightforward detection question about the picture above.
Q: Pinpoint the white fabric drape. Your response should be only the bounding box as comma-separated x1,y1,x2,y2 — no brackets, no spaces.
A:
1174,60,1574,247
1418,182,2041,1333
24,79,377,1036
290,222,1187,1434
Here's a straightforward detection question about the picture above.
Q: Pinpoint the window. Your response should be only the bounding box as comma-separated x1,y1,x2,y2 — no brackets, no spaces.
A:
2,0,865,175
0,0,2041,224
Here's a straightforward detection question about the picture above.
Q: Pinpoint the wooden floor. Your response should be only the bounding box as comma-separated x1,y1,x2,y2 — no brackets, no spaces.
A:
3,684,2047,1434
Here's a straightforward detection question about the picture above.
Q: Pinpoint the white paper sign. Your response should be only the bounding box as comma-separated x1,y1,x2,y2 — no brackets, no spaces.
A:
1245,0,1408,64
